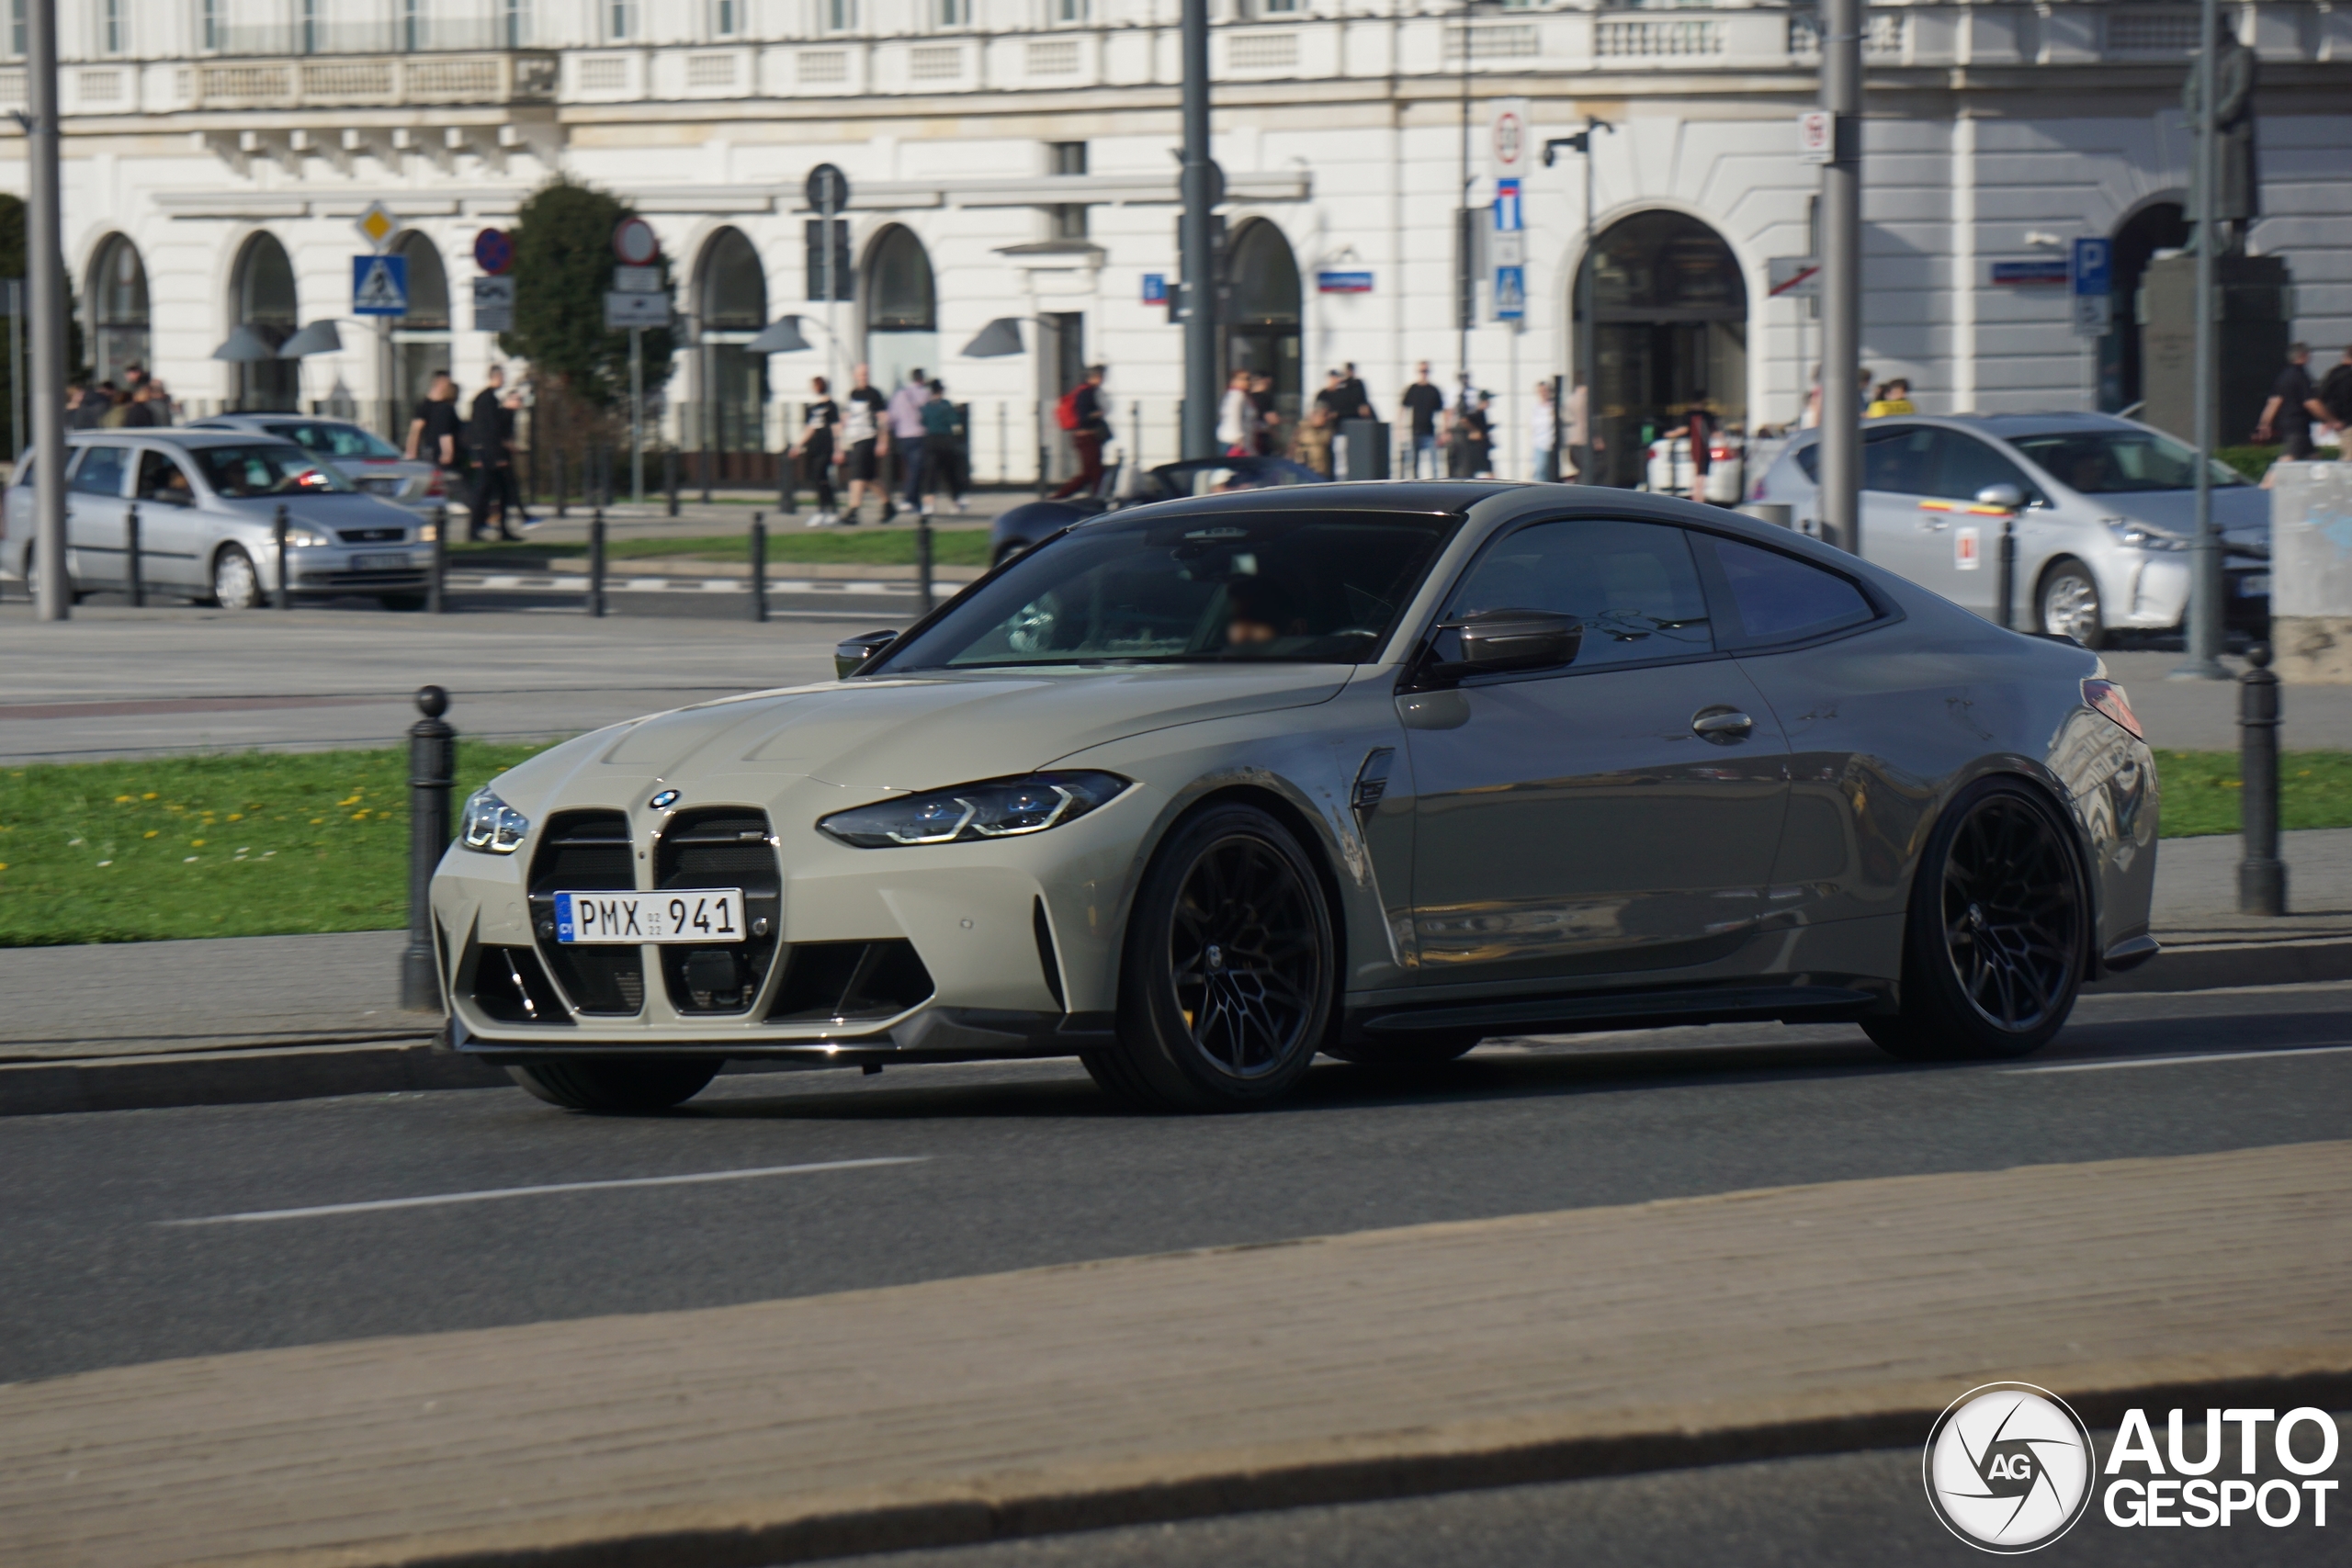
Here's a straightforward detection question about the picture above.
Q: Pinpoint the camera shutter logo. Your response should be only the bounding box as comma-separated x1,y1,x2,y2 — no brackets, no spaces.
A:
1924,1382,2096,1552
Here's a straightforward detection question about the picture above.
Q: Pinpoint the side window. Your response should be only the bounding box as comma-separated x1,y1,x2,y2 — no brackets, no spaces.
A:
1860,425,1938,496
1794,444,1820,484
265,423,325,453
69,446,130,497
1443,518,1713,668
1933,432,2038,504
1704,536,1877,647
136,450,195,502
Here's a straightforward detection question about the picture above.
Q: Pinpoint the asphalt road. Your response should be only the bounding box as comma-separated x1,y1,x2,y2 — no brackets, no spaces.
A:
7,982,2350,1389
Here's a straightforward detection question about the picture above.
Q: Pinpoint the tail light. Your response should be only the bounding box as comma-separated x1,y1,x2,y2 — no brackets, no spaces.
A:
2082,678,2143,739
1709,442,1734,461
423,473,447,497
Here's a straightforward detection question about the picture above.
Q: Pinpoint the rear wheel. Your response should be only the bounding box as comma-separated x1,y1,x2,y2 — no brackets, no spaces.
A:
2038,558,2106,649
508,1056,721,1113
1083,803,1334,1111
1863,778,2086,1062
212,546,264,610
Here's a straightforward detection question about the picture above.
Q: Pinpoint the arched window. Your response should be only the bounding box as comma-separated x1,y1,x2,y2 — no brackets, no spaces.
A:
231,231,300,411
695,227,770,460
1572,210,1747,487
1225,219,1302,423
390,231,452,420
89,234,151,388
863,225,936,396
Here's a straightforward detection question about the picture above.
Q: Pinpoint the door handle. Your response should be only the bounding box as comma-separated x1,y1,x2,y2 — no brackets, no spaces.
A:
1691,706,1753,742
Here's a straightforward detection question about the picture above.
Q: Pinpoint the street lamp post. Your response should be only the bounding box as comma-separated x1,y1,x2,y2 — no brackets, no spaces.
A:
1178,0,1216,460
2173,0,2228,680
26,0,66,622
1818,0,1863,556
1545,120,1614,485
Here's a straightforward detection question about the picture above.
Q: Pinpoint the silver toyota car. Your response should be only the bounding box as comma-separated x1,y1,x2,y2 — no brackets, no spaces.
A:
1751,412,2268,647
5,429,434,609
431,480,2158,1116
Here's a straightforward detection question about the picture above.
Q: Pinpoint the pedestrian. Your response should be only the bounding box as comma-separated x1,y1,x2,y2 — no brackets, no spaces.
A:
1531,379,1559,482
1668,391,1714,499
1866,378,1915,418
2318,345,2352,446
1337,362,1374,423
1565,370,1600,483
1216,369,1254,457
1249,372,1280,455
406,369,463,466
1400,361,1444,478
884,367,933,517
787,375,841,526
1291,404,1335,476
1314,367,1363,425
919,378,960,513
840,363,889,523
2255,344,2330,459
1444,386,1480,477
467,365,524,540
99,388,134,428
1048,364,1111,500
929,379,970,511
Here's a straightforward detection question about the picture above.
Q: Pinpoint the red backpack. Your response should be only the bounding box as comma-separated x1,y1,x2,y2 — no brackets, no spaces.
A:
1054,387,1082,431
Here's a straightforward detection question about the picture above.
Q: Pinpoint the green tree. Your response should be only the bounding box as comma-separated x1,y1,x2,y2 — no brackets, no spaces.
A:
500,175,674,409
0,195,89,451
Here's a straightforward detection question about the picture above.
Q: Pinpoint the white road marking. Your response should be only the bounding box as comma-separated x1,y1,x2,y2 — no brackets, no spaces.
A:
2006,1043,2352,1076
158,1156,929,1226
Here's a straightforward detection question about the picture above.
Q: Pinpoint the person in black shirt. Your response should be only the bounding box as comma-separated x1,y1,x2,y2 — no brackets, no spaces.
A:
1336,362,1373,423
2256,344,2328,460
787,376,842,525
1400,362,1444,478
467,366,525,540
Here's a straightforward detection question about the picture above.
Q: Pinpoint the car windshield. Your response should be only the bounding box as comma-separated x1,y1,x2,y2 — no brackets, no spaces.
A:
265,422,403,461
876,512,1458,671
192,443,356,497
2006,428,2248,493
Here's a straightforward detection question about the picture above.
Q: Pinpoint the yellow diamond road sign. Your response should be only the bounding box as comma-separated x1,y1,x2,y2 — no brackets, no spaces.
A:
354,201,397,252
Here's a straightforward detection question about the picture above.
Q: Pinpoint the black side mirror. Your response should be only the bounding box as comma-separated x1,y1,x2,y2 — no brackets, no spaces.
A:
1973,483,2024,513
1424,609,1583,680
834,628,898,679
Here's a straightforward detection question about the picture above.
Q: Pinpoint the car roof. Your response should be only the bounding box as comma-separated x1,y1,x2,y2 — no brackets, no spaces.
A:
68,428,300,449
1111,479,1524,518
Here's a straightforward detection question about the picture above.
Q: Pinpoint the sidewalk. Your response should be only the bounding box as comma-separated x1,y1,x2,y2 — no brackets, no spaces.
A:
5,1141,2344,1568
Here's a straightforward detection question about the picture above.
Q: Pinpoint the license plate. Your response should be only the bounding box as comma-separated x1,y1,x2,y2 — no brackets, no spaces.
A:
554,889,745,944
2238,573,2271,597
350,552,411,571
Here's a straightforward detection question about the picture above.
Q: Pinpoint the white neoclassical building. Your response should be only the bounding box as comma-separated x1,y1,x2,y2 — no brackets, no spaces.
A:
15,0,2352,484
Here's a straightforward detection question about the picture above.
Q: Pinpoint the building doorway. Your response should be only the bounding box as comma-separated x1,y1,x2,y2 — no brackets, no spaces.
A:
2098,200,2190,414
1225,219,1301,439
695,226,770,479
230,232,300,411
88,234,151,389
1572,210,1747,488
389,231,451,422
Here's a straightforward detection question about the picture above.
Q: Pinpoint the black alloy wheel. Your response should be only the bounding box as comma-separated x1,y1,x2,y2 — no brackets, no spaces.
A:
508,1056,721,1113
1864,778,2086,1062
1085,803,1333,1111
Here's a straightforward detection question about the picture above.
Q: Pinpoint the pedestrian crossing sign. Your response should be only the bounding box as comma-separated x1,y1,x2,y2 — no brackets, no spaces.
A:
352,254,410,316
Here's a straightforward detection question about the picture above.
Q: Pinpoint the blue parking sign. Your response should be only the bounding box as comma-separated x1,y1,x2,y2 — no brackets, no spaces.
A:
2069,237,2111,297
353,254,409,316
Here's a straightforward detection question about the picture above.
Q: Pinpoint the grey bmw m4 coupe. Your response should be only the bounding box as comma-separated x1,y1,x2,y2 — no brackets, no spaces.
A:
431,480,2158,1113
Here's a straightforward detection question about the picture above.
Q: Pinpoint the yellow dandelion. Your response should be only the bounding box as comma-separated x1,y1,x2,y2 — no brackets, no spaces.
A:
310,818,324,825
351,810,368,820
142,792,158,800
190,839,206,847
115,795,133,804
227,813,243,821
144,829,159,839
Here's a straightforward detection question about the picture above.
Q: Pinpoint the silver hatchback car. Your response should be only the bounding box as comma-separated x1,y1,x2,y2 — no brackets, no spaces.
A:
6,429,434,609
184,412,447,515
1752,412,2268,647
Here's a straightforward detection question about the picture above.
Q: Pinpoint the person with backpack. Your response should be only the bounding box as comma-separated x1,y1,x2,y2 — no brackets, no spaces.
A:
919,380,962,515
1048,365,1112,500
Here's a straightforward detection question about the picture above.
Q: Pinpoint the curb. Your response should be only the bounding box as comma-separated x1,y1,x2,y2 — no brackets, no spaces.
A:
221,1359,2352,1568
9,931,2346,1117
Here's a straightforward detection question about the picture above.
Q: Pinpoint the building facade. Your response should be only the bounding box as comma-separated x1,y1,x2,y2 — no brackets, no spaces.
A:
14,0,2352,482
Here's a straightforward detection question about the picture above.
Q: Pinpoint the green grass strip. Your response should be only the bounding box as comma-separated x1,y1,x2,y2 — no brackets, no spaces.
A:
2152,750,2352,839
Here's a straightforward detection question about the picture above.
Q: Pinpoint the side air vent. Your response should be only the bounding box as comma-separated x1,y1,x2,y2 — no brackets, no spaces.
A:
526,810,645,1016
470,943,574,1025
765,940,935,1027
653,808,783,1013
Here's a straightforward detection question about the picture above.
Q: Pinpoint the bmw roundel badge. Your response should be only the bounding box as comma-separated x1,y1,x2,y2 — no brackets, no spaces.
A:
649,789,681,810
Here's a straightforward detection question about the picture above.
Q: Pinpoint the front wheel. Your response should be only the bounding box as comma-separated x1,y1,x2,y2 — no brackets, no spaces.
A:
1863,778,2087,1063
1083,803,1334,1112
508,1056,721,1113
2038,558,2106,649
212,546,265,610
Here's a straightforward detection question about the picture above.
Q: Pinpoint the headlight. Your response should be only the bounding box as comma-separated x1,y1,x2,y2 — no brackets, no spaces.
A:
2102,517,2188,552
417,521,438,543
282,525,332,547
818,772,1129,848
459,786,530,854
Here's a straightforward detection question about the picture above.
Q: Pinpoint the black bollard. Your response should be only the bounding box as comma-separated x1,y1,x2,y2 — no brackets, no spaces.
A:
665,446,680,518
401,685,457,1013
700,444,712,506
1996,514,2016,632
125,502,142,609
2239,642,2287,916
587,508,607,618
917,513,934,614
748,512,767,624
776,450,794,518
427,503,447,615
553,446,568,520
272,502,292,610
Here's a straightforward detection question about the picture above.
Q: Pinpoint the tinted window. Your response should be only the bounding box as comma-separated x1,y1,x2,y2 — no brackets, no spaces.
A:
1934,432,2037,503
876,513,1455,671
1794,443,1819,483
1708,536,1875,646
1444,518,1712,667
1861,425,1938,495
136,450,195,502
69,446,129,497
191,443,356,497
265,421,402,460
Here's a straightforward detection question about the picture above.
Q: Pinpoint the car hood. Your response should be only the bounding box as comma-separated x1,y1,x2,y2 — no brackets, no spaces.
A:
2075,485,2270,554
213,491,420,525
499,664,1353,807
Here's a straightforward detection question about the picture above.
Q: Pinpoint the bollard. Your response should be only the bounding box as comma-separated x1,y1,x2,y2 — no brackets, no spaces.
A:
700,445,713,506
749,512,767,624
2239,642,2287,916
272,502,292,610
776,450,794,518
554,446,568,519
125,502,142,609
917,512,934,615
587,508,607,617
427,503,447,615
1996,514,2017,632
665,446,680,518
401,685,456,1013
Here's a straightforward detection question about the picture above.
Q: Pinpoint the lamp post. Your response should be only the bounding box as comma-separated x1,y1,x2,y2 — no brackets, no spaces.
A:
2172,0,2228,680
1544,119,1614,485
1817,0,1863,556
26,0,66,623
1178,0,1216,460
